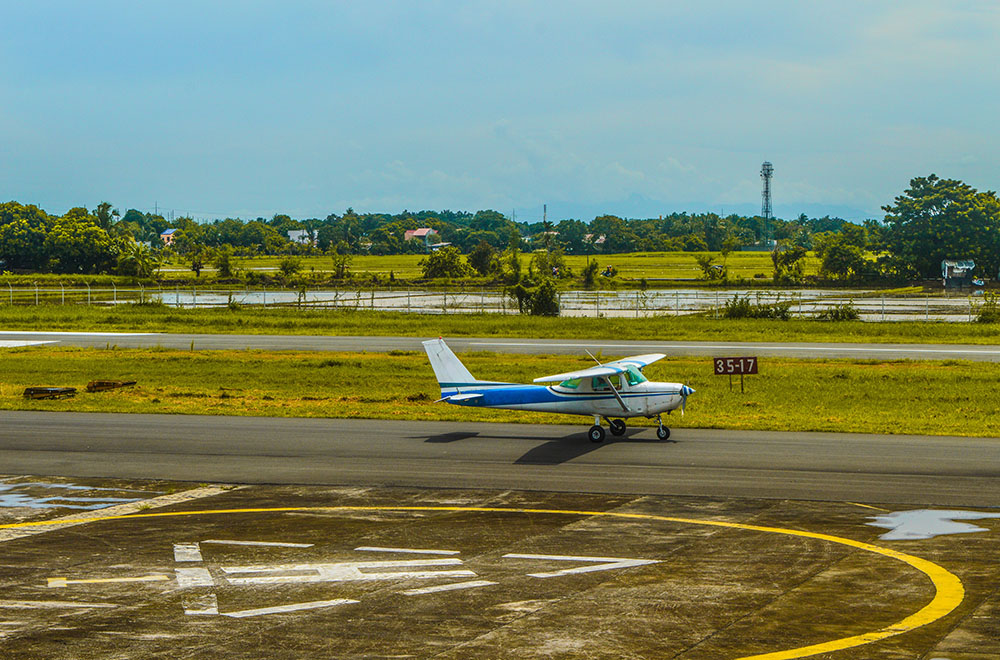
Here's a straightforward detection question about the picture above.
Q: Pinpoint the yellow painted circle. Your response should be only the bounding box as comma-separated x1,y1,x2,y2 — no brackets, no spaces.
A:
1,505,965,660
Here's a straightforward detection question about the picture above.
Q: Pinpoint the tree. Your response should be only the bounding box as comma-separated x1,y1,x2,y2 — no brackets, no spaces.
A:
115,239,157,278
771,241,807,283
278,256,301,277
330,242,352,279
0,202,51,270
695,254,725,280
419,247,472,279
45,216,116,273
213,245,235,278
467,240,497,276
93,201,117,232
882,175,1000,278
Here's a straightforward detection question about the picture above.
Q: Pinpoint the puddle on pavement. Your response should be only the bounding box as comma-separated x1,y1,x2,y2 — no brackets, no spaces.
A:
868,509,1000,541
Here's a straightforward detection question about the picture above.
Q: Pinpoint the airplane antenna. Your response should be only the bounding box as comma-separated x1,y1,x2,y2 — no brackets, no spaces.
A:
585,349,603,366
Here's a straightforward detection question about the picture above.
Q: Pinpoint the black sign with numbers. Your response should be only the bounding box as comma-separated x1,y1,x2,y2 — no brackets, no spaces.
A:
713,357,758,375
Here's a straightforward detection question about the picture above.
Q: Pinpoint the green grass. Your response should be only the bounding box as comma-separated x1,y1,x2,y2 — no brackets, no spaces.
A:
2,305,1000,345
3,346,999,437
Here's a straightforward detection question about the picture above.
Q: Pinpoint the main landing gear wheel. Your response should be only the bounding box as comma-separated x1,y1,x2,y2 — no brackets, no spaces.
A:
609,419,627,436
588,425,606,443
656,426,671,440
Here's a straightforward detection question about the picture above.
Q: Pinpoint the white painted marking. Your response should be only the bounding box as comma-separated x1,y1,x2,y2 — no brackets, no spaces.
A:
222,599,358,618
0,600,116,609
0,340,58,348
202,539,313,548
221,558,474,585
868,509,1000,541
355,546,459,555
0,331,159,336
468,340,1000,357
47,575,170,588
175,567,214,588
182,594,219,616
173,543,202,562
0,486,233,544
401,580,497,596
503,553,659,578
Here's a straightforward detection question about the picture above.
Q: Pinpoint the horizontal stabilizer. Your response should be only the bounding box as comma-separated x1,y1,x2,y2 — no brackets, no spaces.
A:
437,393,483,403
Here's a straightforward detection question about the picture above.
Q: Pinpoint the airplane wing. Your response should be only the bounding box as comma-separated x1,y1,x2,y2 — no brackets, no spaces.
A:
603,353,666,370
533,365,622,384
532,353,666,384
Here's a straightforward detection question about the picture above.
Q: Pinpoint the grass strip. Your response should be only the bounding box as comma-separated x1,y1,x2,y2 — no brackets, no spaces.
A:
3,306,1000,345
3,346,999,437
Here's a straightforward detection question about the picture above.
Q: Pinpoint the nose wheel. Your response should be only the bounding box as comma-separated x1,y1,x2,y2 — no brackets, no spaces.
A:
656,415,671,440
588,425,606,443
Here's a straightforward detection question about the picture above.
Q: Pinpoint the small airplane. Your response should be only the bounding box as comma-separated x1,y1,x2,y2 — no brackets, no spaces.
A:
422,338,694,442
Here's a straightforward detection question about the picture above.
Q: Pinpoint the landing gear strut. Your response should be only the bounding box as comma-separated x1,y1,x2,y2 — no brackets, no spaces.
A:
656,415,671,440
589,415,606,443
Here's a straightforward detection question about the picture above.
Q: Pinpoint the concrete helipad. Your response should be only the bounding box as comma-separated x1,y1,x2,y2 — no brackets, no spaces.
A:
1,477,997,659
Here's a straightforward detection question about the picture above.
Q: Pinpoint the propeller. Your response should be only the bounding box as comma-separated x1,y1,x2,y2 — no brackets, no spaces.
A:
679,385,695,415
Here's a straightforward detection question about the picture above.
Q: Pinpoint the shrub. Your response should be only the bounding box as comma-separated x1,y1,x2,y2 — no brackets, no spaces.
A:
509,278,560,316
817,302,860,321
975,291,1000,323
721,294,792,320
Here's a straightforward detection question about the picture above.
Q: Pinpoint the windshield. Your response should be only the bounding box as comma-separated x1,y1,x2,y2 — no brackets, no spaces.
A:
559,378,582,389
624,366,647,386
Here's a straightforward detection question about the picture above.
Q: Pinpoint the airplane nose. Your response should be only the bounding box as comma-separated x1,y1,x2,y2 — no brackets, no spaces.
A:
680,385,695,397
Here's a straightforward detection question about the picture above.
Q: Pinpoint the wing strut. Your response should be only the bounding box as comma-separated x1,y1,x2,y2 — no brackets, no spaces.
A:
600,376,630,413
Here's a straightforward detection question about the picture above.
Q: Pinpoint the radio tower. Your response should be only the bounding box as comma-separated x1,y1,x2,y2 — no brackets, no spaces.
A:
760,161,774,244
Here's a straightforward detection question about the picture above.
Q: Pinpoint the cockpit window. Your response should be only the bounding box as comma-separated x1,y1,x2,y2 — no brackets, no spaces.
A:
624,366,647,386
592,375,621,391
559,378,582,389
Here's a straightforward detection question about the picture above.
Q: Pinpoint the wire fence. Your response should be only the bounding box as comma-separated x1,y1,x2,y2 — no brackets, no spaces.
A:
0,284,990,322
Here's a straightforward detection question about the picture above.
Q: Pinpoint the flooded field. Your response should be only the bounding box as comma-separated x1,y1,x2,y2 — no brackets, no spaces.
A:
3,285,989,321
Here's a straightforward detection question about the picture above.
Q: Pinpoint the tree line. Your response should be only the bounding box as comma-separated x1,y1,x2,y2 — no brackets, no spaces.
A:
1,174,998,282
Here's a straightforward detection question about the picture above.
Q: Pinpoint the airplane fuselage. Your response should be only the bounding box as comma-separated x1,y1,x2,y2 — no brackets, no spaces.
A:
439,381,689,418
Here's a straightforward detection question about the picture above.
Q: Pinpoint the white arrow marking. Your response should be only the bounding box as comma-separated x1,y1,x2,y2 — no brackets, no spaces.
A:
503,554,659,578
222,599,359,618
221,559,474,585
202,539,314,548
47,575,170,588
355,546,459,555
401,580,497,596
0,600,116,609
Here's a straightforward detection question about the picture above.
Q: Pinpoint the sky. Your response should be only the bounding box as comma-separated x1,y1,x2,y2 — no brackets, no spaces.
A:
2,1,998,223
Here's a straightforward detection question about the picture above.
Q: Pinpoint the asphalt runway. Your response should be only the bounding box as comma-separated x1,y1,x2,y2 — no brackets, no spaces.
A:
6,330,1000,361
2,411,997,506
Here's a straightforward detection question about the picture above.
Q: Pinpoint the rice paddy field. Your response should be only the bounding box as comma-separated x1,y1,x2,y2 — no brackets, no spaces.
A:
4,346,1000,437
152,250,822,281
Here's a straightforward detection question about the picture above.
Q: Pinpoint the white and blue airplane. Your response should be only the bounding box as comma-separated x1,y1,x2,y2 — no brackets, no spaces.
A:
423,338,694,442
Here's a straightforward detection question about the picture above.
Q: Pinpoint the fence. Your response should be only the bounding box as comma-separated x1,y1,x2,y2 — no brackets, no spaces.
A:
0,284,988,322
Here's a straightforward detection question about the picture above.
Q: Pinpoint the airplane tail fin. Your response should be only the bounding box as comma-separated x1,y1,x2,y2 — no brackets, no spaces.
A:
422,338,478,388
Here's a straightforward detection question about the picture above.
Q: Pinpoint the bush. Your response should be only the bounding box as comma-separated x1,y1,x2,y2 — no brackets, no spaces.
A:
419,247,473,279
721,294,792,320
279,257,301,277
975,291,1000,323
509,278,560,316
817,302,860,321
